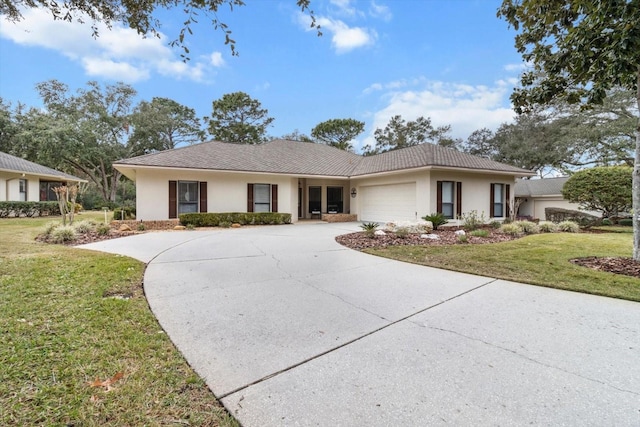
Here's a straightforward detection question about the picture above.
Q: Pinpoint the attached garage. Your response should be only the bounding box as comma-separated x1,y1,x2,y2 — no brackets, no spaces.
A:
359,182,417,223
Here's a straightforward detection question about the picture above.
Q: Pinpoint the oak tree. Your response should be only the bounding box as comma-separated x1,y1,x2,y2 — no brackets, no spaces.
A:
498,0,640,259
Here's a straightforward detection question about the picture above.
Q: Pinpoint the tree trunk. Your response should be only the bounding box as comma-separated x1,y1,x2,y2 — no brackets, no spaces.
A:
633,67,640,261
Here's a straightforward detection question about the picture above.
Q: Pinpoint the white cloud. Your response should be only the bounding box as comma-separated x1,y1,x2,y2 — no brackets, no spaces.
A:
369,1,392,21
313,16,377,53
504,63,526,72
358,79,516,152
209,51,225,67
0,8,213,83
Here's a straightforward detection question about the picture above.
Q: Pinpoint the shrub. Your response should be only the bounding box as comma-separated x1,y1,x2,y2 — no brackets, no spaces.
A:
514,220,540,235
538,221,559,233
0,201,61,218
619,218,633,227
461,210,486,231
395,227,409,238
179,212,292,227
360,222,378,238
219,221,232,228
422,213,448,230
601,218,612,226
136,222,146,231
74,220,96,234
500,223,522,236
469,229,489,238
113,206,136,220
489,221,502,229
96,223,111,236
457,233,468,243
50,225,77,243
558,220,580,233
42,221,61,236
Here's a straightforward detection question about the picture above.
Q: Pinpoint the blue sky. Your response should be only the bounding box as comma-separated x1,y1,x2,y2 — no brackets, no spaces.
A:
0,0,525,153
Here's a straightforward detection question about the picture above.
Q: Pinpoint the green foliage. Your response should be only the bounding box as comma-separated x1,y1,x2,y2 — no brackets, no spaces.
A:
562,166,632,218
50,225,77,243
136,222,146,231
129,97,205,152
0,201,60,218
489,220,502,229
422,213,448,230
219,221,232,228
359,222,378,238
310,118,365,151
601,219,612,226
96,223,111,236
457,233,468,243
461,210,486,231
500,223,522,236
469,229,489,238
619,219,633,227
113,206,136,220
513,220,540,235
558,221,580,233
74,220,96,234
364,115,458,155
207,92,274,143
179,212,292,227
538,221,559,233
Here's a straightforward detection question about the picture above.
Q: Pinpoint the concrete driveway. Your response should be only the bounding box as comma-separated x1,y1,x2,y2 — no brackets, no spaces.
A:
79,222,640,426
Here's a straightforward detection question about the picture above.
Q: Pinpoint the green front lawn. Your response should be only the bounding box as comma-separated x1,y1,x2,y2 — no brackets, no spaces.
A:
0,213,237,426
366,232,640,302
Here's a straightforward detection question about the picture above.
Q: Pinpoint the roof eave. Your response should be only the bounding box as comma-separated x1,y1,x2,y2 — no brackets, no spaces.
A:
0,167,87,182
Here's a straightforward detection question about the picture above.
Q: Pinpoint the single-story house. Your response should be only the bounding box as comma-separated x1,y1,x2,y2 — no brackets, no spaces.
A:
515,177,600,220
0,151,85,202
114,139,536,223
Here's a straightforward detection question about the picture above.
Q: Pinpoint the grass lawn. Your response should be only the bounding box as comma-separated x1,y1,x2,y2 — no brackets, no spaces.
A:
0,213,237,426
365,231,640,302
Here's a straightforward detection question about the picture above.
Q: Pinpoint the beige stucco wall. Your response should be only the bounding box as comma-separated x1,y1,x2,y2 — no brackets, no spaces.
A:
134,168,298,221
430,171,516,222
518,196,600,220
349,170,516,223
0,173,41,202
350,171,430,221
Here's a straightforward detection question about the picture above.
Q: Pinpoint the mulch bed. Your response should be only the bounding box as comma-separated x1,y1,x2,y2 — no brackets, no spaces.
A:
336,228,640,279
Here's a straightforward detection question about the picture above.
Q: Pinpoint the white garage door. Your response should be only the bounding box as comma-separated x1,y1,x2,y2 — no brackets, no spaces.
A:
360,183,417,223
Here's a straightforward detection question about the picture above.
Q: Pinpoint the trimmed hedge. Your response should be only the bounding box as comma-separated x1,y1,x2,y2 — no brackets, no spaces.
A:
0,201,61,218
113,206,136,220
618,218,633,227
179,212,292,227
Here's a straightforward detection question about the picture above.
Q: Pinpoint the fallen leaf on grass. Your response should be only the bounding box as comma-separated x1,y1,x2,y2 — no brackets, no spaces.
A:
88,372,124,392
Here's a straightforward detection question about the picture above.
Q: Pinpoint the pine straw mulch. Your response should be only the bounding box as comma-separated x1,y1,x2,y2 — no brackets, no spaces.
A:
335,228,640,279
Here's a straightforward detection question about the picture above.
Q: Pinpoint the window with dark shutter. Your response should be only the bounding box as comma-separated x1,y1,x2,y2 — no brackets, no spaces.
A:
199,182,207,213
247,184,254,212
169,181,177,219
271,184,278,213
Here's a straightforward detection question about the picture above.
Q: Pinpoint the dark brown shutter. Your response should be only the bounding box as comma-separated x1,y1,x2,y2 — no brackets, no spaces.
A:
271,184,278,213
456,182,462,217
489,184,495,218
436,181,443,213
505,184,511,219
247,183,254,212
199,182,207,213
169,181,177,219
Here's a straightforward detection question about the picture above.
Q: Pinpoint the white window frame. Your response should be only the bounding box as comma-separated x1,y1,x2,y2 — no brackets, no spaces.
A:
253,183,271,213
178,181,199,214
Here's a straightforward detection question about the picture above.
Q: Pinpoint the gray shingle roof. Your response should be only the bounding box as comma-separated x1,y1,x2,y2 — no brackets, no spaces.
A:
515,177,569,197
115,139,533,177
0,151,85,181
351,143,533,176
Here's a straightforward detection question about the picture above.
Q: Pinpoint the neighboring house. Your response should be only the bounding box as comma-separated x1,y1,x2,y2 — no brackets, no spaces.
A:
515,177,600,220
0,151,86,202
113,139,536,223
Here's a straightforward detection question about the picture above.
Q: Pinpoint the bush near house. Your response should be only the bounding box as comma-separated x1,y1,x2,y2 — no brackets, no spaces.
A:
179,212,292,227
0,201,61,217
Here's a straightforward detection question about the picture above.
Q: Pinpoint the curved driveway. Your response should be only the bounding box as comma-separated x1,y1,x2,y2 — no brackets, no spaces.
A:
79,222,640,426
